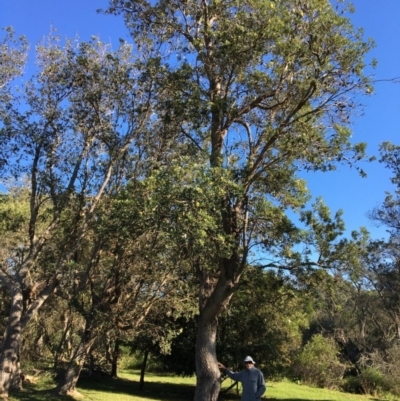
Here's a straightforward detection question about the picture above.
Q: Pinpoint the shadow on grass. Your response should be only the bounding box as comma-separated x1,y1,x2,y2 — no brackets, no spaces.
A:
10,382,76,401
77,375,195,401
77,374,364,401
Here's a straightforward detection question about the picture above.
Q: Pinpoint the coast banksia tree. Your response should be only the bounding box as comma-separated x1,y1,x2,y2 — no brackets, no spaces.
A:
104,1,375,400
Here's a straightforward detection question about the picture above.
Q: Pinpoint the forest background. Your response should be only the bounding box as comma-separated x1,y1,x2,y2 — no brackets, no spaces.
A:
1,1,400,401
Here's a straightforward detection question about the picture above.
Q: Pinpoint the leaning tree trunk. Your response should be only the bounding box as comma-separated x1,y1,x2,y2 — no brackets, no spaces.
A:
0,277,59,397
0,285,23,397
55,322,96,395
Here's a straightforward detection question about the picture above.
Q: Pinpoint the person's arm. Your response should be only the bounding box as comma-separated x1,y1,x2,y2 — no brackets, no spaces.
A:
255,371,266,399
218,362,241,381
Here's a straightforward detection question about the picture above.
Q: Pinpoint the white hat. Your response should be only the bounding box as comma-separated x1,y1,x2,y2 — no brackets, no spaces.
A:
243,356,255,364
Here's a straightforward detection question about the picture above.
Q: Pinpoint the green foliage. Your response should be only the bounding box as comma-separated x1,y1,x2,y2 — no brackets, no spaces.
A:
0,1,386,399
360,368,385,396
148,268,310,378
0,27,28,154
0,26,28,87
293,334,347,389
102,0,376,278
101,3,377,400
0,191,30,240
369,142,400,239
218,268,308,378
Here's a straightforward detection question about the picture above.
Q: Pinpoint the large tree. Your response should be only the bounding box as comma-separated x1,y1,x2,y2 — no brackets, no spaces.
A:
104,1,374,400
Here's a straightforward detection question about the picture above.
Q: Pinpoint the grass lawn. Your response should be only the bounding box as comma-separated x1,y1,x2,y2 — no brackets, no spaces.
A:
7,370,399,401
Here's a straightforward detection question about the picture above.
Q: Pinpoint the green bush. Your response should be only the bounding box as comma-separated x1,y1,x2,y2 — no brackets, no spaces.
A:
346,345,400,397
118,348,165,373
359,368,385,396
292,334,347,389
343,368,384,396
343,367,400,398
342,375,362,394
118,348,142,370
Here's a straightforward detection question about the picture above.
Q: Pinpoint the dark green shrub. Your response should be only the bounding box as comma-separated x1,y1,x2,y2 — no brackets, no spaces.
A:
342,375,362,394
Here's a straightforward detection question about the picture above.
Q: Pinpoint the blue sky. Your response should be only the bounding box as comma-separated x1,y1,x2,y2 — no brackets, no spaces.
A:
1,0,399,239
302,1,400,238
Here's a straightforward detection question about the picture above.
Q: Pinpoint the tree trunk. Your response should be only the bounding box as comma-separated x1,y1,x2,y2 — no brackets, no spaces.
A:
138,349,149,391
35,333,44,360
53,314,72,371
0,286,23,398
0,275,58,397
10,359,22,392
193,259,239,401
55,323,96,395
110,340,120,378
194,314,221,401
88,352,95,376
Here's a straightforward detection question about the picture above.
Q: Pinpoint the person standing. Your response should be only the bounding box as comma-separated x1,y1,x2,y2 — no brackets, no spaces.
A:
218,356,266,401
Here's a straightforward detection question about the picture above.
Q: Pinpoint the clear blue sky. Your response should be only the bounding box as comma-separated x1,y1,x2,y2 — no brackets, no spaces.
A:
1,1,399,239
302,1,400,238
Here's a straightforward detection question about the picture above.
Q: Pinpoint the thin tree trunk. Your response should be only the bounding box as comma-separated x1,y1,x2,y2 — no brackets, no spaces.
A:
138,349,149,391
0,285,23,397
55,322,96,395
53,313,72,371
35,333,44,360
110,340,120,378
88,352,95,376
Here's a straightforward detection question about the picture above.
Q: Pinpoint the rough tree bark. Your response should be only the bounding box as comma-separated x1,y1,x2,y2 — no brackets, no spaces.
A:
193,267,238,401
0,284,23,396
55,321,96,395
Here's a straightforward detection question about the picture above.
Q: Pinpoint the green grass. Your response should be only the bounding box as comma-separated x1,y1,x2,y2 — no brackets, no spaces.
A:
264,381,397,401
7,370,399,401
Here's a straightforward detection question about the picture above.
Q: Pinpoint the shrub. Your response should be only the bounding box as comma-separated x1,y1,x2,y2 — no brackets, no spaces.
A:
292,334,346,389
359,368,384,395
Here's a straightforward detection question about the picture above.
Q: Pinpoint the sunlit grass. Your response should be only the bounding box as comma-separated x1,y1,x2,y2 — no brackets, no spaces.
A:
265,380,397,401
6,370,400,401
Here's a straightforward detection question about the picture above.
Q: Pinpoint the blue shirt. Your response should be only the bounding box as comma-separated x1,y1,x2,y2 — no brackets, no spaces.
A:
225,367,266,401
